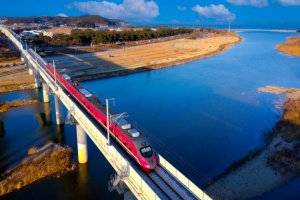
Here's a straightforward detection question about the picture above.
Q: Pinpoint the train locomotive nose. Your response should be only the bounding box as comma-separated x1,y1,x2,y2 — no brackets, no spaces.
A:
149,161,155,170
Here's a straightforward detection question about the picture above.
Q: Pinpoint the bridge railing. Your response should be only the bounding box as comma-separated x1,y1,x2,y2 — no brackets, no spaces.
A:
158,154,211,200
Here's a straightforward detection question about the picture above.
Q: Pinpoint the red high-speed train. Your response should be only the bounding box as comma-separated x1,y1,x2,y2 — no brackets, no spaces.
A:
46,64,157,172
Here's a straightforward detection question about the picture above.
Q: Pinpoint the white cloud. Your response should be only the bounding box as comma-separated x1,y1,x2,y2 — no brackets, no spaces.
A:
70,0,159,20
275,0,300,6
192,4,236,22
226,0,269,8
56,13,69,17
177,5,186,11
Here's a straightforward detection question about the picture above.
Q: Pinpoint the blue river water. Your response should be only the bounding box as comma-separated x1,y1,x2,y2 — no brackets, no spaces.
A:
1,30,300,199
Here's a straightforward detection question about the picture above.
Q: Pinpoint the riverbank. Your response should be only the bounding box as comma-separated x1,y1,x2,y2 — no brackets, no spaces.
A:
205,86,300,199
275,36,300,56
45,32,242,82
259,86,300,141
0,143,76,196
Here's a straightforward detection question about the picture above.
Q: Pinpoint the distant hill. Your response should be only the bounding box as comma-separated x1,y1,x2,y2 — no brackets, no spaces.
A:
3,15,128,27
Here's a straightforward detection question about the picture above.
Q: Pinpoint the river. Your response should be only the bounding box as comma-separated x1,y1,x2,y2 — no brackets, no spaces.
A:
1,30,300,199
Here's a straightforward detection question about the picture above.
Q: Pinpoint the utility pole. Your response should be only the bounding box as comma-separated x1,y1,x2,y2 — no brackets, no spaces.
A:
106,98,115,146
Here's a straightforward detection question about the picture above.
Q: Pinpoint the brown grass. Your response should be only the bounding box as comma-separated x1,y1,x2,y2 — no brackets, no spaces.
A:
0,100,39,113
258,86,300,141
276,36,300,56
0,52,21,63
46,26,73,34
275,98,300,141
49,32,242,81
0,143,76,196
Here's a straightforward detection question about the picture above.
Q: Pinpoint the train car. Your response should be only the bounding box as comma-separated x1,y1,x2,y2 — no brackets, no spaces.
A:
45,64,156,172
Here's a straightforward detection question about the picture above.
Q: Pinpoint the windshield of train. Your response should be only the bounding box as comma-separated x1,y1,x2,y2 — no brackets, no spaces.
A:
140,146,153,158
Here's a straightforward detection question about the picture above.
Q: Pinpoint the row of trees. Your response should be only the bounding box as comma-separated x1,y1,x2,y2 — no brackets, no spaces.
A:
32,27,193,47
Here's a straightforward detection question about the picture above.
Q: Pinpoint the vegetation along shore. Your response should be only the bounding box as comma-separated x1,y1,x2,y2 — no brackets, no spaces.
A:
276,36,300,56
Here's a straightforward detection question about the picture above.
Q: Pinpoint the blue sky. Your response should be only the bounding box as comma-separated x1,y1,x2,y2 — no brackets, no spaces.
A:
1,0,300,25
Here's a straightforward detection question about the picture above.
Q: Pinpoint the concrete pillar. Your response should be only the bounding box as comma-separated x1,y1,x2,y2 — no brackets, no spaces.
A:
54,95,64,125
27,59,33,75
42,82,50,103
76,124,88,164
34,70,41,88
21,52,24,61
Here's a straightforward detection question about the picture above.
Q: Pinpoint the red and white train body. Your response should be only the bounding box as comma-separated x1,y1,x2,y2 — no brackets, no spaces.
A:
46,65,157,172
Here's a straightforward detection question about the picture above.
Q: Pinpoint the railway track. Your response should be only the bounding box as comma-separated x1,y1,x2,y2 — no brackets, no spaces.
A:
148,170,183,200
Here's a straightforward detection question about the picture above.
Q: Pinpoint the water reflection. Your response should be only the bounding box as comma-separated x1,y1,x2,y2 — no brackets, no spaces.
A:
55,124,66,145
0,120,4,137
36,102,52,126
77,164,90,199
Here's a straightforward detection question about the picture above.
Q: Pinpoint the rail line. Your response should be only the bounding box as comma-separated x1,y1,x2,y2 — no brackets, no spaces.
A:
148,170,183,200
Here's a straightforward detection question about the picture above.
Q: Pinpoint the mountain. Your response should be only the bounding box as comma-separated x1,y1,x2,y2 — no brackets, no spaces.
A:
3,15,128,27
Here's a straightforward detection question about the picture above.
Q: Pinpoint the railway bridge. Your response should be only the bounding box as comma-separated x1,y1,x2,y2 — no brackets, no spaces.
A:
0,25,212,200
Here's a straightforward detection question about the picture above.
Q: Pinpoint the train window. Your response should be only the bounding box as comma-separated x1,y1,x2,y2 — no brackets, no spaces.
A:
128,144,131,150
140,146,153,158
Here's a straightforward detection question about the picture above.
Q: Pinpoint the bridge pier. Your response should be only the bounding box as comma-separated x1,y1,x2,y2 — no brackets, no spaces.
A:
76,123,88,164
54,95,64,125
34,69,41,88
42,82,50,103
20,52,24,61
25,58,33,75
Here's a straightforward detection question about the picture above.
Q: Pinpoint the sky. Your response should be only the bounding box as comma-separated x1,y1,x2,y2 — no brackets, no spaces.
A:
0,0,300,26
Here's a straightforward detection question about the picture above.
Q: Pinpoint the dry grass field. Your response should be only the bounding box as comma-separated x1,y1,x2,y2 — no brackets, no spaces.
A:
46,26,73,35
276,36,300,56
0,66,35,92
45,33,241,78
